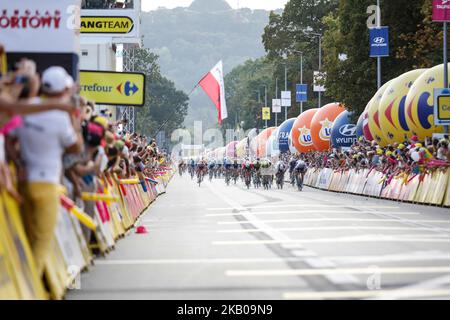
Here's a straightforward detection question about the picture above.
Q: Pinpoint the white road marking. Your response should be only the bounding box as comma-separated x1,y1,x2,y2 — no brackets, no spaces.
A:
207,204,400,211
328,251,450,265
94,257,310,265
226,266,450,277
217,226,446,234
213,234,450,246
217,218,450,225
207,184,360,285
207,211,421,217
282,289,450,300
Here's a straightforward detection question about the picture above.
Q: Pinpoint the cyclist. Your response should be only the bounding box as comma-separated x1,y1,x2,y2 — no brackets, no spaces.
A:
196,158,208,186
188,158,195,179
231,159,240,184
294,158,308,191
260,158,273,190
178,159,186,177
208,159,216,182
242,158,253,189
224,157,232,185
252,158,262,188
289,155,298,186
275,159,287,189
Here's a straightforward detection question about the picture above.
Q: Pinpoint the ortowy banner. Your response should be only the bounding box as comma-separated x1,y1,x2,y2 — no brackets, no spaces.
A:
0,0,80,53
199,60,228,124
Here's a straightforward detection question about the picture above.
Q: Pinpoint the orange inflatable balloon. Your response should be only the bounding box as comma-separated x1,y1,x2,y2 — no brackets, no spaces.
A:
256,127,276,158
291,109,319,153
310,103,346,151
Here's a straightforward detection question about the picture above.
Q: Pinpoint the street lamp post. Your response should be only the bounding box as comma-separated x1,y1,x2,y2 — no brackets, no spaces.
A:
275,78,278,126
292,50,304,114
303,28,323,108
284,63,288,121
377,0,382,89
263,85,268,129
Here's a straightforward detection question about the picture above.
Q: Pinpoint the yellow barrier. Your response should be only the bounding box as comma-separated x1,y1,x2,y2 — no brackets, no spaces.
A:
0,166,175,300
305,167,450,207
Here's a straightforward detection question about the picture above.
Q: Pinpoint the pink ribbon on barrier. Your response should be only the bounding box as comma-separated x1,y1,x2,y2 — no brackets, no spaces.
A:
0,115,22,135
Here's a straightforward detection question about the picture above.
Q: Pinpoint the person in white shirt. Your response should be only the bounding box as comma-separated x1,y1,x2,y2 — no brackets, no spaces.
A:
13,66,82,278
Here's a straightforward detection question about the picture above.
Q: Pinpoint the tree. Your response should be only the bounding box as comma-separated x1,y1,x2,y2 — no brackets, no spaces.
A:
322,0,428,117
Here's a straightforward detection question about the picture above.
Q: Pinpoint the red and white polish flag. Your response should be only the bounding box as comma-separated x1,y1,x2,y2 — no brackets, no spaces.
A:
198,60,228,124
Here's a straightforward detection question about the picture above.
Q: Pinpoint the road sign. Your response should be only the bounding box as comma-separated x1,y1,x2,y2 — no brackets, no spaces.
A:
296,84,308,102
369,27,390,57
433,0,450,21
313,71,326,92
281,91,291,107
262,107,271,121
434,88,450,125
80,70,146,107
272,99,282,113
81,16,135,34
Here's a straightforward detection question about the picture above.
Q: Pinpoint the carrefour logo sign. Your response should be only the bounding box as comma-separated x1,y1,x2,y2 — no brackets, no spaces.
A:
80,70,145,107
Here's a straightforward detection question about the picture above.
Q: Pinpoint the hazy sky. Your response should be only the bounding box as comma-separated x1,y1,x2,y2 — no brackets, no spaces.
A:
141,0,289,11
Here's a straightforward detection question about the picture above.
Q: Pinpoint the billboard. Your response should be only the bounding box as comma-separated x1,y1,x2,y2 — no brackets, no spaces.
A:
80,70,145,106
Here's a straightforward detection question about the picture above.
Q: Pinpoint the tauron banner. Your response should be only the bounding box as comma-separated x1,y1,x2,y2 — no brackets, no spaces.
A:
80,70,146,107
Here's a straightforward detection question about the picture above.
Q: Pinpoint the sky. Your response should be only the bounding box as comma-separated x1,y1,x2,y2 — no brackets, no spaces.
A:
141,0,289,11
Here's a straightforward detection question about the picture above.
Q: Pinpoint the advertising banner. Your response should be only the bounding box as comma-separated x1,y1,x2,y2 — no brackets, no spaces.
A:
0,0,80,53
296,84,307,102
433,0,450,22
272,99,282,113
262,107,271,121
80,70,145,106
281,91,291,107
369,27,389,57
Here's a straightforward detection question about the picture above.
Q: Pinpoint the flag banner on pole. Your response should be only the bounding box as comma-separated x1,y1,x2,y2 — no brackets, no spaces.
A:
198,61,228,124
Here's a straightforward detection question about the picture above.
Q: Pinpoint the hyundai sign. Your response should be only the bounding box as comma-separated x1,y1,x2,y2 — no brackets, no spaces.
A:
369,27,389,58
296,84,308,103
331,111,358,148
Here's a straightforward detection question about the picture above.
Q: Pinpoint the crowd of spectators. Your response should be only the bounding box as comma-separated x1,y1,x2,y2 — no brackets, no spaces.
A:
299,136,449,177
0,44,168,282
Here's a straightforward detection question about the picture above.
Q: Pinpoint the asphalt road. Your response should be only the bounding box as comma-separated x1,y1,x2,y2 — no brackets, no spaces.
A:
67,174,450,300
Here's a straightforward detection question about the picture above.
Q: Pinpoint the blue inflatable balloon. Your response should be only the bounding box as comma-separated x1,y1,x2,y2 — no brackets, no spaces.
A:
277,118,296,153
356,113,364,138
331,111,358,148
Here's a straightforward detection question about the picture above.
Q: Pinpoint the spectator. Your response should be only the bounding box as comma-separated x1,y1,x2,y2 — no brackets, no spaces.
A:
11,66,83,278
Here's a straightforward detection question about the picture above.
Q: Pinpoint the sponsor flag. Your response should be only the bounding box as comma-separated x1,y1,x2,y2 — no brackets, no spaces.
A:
198,61,228,124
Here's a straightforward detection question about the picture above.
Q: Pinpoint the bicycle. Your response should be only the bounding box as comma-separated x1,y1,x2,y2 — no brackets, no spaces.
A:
224,168,232,186
295,171,304,191
276,171,285,189
197,169,206,187
244,171,252,189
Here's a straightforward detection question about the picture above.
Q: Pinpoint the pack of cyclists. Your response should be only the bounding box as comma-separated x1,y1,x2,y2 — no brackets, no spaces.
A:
177,154,308,190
